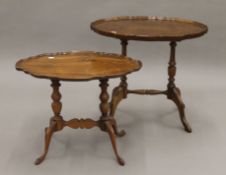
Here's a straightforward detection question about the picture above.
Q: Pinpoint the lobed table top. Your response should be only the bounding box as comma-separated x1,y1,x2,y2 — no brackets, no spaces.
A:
16,51,142,81
91,16,208,41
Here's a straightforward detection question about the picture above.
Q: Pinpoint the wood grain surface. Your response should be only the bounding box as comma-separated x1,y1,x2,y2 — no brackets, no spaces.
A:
16,51,142,81
91,16,208,41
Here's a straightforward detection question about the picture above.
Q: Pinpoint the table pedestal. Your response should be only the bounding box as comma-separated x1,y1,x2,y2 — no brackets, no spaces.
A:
35,79,125,166
110,41,192,133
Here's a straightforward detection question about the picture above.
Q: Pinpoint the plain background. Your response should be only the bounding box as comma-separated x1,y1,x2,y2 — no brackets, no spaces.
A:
0,0,226,175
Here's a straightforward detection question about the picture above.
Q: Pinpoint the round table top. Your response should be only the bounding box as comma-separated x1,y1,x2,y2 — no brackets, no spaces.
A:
16,51,142,81
91,16,208,41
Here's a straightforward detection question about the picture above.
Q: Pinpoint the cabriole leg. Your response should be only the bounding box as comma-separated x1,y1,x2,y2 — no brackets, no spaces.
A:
167,42,192,133
109,39,128,135
105,121,125,166
35,79,64,165
99,79,125,165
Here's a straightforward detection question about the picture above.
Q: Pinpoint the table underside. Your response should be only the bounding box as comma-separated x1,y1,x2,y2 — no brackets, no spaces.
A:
109,40,192,134
34,79,126,166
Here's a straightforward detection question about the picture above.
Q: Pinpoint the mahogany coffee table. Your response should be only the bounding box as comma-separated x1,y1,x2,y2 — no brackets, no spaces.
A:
91,16,208,133
16,51,141,166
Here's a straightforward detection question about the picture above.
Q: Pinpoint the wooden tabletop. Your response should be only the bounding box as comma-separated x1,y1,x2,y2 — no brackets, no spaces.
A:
91,16,208,41
16,51,142,81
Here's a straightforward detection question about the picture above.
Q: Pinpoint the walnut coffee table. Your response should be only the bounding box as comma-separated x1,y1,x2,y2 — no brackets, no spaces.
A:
91,16,208,133
16,51,141,166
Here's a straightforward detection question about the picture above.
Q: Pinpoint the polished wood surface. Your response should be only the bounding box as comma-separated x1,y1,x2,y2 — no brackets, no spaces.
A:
16,51,141,81
91,16,208,41
16,51,140,166
110,41,192,133
33,79,127,166
91,16,207,133
166,42,192,132
99,79,125,165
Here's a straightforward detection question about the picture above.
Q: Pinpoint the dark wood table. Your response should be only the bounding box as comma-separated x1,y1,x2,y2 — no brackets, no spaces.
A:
91,16,208,133
16,51,141,166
